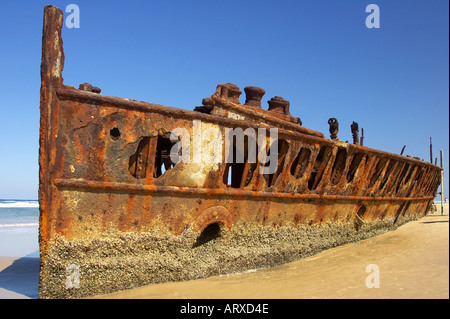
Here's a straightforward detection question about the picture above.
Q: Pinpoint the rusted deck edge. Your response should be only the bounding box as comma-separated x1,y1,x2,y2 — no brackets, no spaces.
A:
54,178,435,202
209,95,322,137
56,87,442,171
56,87,323,138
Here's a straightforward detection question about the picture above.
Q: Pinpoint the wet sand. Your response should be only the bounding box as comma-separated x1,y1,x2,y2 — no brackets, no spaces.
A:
0,204,448,299
97,203,449,299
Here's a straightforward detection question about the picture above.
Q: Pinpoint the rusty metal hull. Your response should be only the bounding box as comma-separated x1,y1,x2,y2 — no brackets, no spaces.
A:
38,6,442,298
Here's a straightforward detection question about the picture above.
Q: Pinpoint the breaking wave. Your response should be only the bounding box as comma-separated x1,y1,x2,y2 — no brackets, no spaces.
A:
0,200,39,208
0,223,39,228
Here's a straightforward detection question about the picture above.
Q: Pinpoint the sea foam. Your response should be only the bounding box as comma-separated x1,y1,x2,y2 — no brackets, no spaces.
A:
0,201,39,208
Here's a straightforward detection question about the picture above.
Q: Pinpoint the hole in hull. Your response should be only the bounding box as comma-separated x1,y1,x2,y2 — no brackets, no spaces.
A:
128,134,178,179
346,153,364,183
307,146,332,191
290,147,311,179
110,127,121,140
264,139,289,188
331,148,347,186
223,133,257,188
192,223,222,248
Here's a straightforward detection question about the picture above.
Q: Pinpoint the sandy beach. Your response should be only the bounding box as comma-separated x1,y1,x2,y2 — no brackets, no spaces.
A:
0,204,448,299
96,204,449,299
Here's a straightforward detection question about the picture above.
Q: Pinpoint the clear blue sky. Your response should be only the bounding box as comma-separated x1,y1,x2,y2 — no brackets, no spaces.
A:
0,0,448,200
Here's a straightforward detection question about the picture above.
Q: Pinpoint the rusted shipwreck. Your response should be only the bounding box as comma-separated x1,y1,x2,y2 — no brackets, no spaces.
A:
39,5,442,298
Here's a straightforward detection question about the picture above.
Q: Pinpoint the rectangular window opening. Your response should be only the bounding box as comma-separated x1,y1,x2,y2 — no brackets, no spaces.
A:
308,145,332,191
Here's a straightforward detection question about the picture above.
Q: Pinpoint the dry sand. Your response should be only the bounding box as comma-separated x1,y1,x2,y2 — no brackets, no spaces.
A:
1,204,448,299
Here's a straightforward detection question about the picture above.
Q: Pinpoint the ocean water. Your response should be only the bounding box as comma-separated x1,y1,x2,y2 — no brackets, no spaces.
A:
0,200,39,258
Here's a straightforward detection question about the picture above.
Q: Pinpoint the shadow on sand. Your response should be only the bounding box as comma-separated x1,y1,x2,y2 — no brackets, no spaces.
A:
0,252,39,299
421,220,449,224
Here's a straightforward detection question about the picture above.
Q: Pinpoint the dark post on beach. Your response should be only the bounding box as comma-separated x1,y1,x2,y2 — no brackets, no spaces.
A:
440,149,444,216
